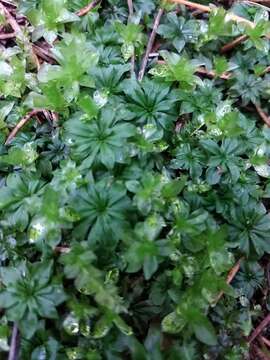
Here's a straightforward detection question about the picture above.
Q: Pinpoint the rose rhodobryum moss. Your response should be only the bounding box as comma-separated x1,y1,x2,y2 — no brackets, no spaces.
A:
0,0,270,358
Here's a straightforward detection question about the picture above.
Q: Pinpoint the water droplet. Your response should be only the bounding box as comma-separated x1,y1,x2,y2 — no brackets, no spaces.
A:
93,90,108,108
169,251,181,262
63,313,80,335
239,296,249,307
254,164,270,178
209,127,222,137
66,137,75,145
0,337,9,352
29,219,46,244
7,236,16,247
23,142,38,164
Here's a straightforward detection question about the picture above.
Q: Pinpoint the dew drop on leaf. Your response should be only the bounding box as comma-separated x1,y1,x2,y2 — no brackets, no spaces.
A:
0,337,9,352
63,313,80,335
93,90,108,108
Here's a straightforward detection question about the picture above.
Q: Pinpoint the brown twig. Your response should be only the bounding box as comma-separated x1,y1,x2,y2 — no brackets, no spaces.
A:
8,324,19,360
241,0,270,2
0,2,40,68
138,8,164,81
221,34,248,53
0,2,23,37
5,109,42,145
249,314,270,343
0,31,15,39
32,44,56,64
191,9,205,17
76,0,102,17
261,336,270,348
169,0,255,26
255,104,270,127
213,257,243,304
261,65,270,75
127,0,133,17
252,344,270,360
196,66,232,80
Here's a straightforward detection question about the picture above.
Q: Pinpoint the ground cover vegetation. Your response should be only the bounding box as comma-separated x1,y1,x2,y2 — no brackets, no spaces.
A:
1,0,270,358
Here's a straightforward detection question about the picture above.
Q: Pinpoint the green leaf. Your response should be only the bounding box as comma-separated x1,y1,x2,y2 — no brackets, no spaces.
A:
192,317,217,346
162,312,186,334
161,176,187,198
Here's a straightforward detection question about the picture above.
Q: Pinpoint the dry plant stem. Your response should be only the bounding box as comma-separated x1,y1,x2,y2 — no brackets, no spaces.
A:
262,65,270,75
221,34,248,53
127,0,133,17
196,66,231,80
249,314,270,343
261,336,270,348
32,44,56,63
213,257,243,304
191,9,205,16
169,0,256,27
252,345,270,360
51,111,59,123
0,3,22,36
0,31,15,39
76,0,102,16
241,0,270,2
255,104,270,127
138,8,164,81
0,2,40,68
0,0,16,7
8,324,19,360
5,109,42,145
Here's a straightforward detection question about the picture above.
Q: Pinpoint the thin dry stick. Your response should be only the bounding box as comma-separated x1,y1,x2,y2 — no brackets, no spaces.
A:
0,2,23,37
76,0,102,16
127,0,133,17
0,31,15,39
221,34,248,53
5,109,42,145
8,324,19,360
262,65,270,75
240,0,270,2
0,2,40,68
252,345,270,360
196,66,232,80
0,0,16,7
169,0,264,28
261,336,270,348
32,44,56,63
249,314,270,343
138,8,164,81
213,257,243,304
255,104,270,127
